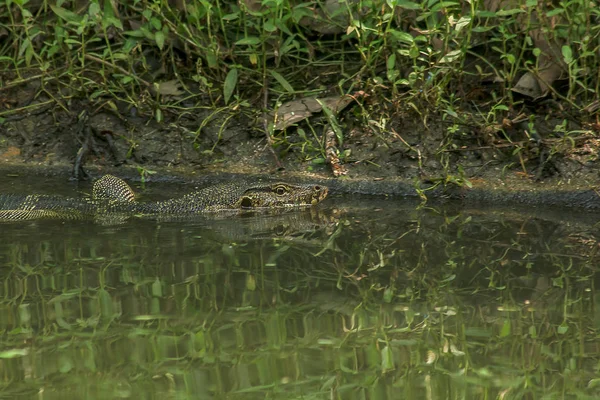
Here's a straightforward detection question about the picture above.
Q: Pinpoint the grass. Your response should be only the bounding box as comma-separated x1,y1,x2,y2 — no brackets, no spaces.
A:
1,1,599,180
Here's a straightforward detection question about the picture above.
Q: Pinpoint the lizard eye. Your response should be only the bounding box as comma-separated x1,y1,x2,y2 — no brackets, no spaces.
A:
240,197,253,208
275,186,286,196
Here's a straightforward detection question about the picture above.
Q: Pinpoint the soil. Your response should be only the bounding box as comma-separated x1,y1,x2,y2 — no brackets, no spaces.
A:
1,78,600,209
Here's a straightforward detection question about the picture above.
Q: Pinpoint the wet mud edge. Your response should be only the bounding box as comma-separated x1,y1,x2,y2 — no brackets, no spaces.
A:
0,162,599,210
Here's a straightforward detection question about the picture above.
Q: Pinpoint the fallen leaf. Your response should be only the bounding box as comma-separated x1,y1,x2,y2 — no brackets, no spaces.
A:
267,94,354,130
298,0,357,34
242,0,263,13
151,80,185,96
512,10,566,99
1,146,21,161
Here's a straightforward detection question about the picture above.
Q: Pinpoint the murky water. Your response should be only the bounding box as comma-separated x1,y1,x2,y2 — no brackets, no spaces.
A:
1,174,599,399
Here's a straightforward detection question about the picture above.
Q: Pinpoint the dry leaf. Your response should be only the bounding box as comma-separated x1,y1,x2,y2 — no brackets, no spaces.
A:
512,10,566,98
152,80,185,96
267,94,354,130
242,0,263,13
298,0,358,34
425,350,437,364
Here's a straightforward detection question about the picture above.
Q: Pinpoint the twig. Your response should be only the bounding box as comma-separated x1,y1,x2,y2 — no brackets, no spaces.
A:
261,73,283,170
0,74,51,93
84,54,152,88
0,100,55,121
441,135,595,152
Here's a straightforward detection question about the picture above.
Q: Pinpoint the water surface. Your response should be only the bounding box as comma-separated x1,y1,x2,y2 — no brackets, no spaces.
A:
0,174,599,399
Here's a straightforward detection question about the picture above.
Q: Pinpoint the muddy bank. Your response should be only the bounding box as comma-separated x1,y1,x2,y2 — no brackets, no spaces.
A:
1,86,599,210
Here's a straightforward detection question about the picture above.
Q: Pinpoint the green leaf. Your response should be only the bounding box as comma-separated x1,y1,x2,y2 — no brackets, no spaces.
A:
223,68,238,104
387,51,399,80
246,274,256,291
394,1,421,10
235,36,261,46
387,53,396,70
98,289,113,319
504,53,516,64
496,8,525,16
206,50,218,69
88,2,100,17
558,323,569,334
123,38,138,53
124,30,147,38
59,355,74,373
292,7,313,23
25,44,33,65
150,17,162,30
529,325,537,338
562,45,573,64
51,5,83,24
276,20,293,36
155,31,165,50
381,345,394,372
472,26,494,32
270,70,294,93
390,30,414,45
194,330,206,350
101,0,122,29
222,12,240,21
18,38,30,59
152,278,163,297
476,11,497,18
0,348,28,358
264,19,277,32
546,8,565,17
105,16,123,30
383,286,394,303
408,44,419,59
140,26,155,41
455,16,471,32
552,276,564,288
500,319,511,337
588,378,600,388
440,49,462,64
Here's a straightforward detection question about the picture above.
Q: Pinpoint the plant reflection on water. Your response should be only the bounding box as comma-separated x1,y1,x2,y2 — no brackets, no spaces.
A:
0,197,598,399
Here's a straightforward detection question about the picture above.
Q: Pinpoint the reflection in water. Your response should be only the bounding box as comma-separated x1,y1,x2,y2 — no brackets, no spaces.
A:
0,195,599,399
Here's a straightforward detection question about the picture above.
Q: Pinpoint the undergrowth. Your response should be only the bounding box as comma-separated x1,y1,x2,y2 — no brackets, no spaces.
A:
1,0,599,178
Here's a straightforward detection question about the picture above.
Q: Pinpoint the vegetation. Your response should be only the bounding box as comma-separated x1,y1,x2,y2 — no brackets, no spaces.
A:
1,0,599,179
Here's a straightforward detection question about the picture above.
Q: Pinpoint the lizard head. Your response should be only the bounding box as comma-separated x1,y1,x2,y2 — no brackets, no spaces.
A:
235,182,328,209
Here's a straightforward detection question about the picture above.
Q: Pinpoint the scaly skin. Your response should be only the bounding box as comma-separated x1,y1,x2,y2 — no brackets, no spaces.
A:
0,175,329,221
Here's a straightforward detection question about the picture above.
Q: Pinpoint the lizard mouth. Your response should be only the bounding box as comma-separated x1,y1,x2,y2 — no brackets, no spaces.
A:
311,186,328,205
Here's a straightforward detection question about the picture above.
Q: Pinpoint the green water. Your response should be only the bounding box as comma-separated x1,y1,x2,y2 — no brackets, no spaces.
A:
0,176,599,399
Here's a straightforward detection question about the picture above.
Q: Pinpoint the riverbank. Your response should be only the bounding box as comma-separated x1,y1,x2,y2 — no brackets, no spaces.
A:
1,1,599,209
